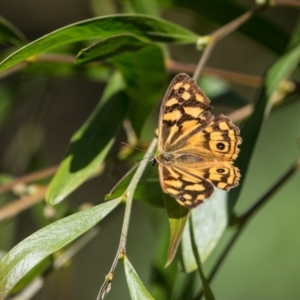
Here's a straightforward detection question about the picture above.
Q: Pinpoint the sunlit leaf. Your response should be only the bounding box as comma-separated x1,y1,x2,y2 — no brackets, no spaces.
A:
105,162,164,207
46,72,127,205
0,14,198,72
229,40,300,211
75,34,150,65
164,194,189,266
105,165,137,201
124,255,154,300
181,189,228,272
0,199,120,299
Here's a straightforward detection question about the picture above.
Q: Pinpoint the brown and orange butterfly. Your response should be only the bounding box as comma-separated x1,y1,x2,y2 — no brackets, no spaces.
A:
152,73,242,209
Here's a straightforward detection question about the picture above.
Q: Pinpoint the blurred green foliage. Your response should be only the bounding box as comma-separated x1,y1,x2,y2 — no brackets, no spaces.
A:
0,0,299,299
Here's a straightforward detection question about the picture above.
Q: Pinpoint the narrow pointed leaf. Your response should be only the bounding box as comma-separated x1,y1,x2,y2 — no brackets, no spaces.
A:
164,194,189,266
0,199,120,299
105,163,164,207
46,73,127,204
181,190,228,272
229,41,300,210
76,34,150,65
124,256,154,300
0,14,198,72
111,44,166,136
0,16,27,46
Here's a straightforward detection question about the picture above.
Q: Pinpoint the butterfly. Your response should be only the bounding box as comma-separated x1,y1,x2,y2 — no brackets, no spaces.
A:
152,73,242,209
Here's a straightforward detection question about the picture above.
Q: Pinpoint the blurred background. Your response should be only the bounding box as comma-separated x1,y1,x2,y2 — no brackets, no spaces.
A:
0,0,300,299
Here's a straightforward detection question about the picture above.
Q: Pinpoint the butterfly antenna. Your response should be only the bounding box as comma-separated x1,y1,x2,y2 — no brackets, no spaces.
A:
121,142,147,153
121,142,155,163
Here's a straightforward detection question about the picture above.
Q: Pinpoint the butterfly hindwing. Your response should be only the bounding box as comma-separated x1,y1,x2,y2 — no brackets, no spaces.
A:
158,164,215,208
171,114,242,161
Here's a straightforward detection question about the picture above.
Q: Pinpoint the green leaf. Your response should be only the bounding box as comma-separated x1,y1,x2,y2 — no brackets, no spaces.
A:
286,17,300,51
10,258,51,295
0,14,198,73
170,272,196,300
135,165,164,207
111,44,166,137
164,194,189,266
0,16,27,46
229,41,300,211
46,72,127,205
265,43,300,98
105,164,138,201
23,60,111,81
105,163,164,207
75,33,150,65
181,190,228,272
151,216,179,300
124,255,154,300
0,199,120,299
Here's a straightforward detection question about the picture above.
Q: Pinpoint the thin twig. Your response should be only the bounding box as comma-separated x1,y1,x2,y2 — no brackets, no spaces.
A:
96,138,157,300
0,166,57,194
0,186,47,223
166,59,263,87
274,0,300,7
193,6,264,80
210,6,265,43
0,61,27,79
193,42,216,80
188,5,268,299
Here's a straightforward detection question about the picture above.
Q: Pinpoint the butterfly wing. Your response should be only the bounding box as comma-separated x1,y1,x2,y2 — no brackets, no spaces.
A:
157,73,212,153
156,73,242,208
157,164,215,208
169,114,242,161
158,159,240,208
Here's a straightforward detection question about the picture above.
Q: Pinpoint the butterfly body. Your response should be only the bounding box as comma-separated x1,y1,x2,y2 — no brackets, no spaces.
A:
154,73,242,208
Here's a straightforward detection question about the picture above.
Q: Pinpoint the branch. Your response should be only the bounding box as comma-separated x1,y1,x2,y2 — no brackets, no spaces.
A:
96,138,157,300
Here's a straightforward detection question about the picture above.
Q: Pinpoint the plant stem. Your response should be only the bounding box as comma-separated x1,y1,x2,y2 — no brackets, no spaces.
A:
0,186,47,223
189,215,215,300
0,166,58,194
97,138,157,300
211,6,264,43
193,5,264,80
119,138,157,249
193,42,215,80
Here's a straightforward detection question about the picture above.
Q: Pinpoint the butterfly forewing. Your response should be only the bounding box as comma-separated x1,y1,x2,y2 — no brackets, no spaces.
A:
157,73,212,153
156,73,242,209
